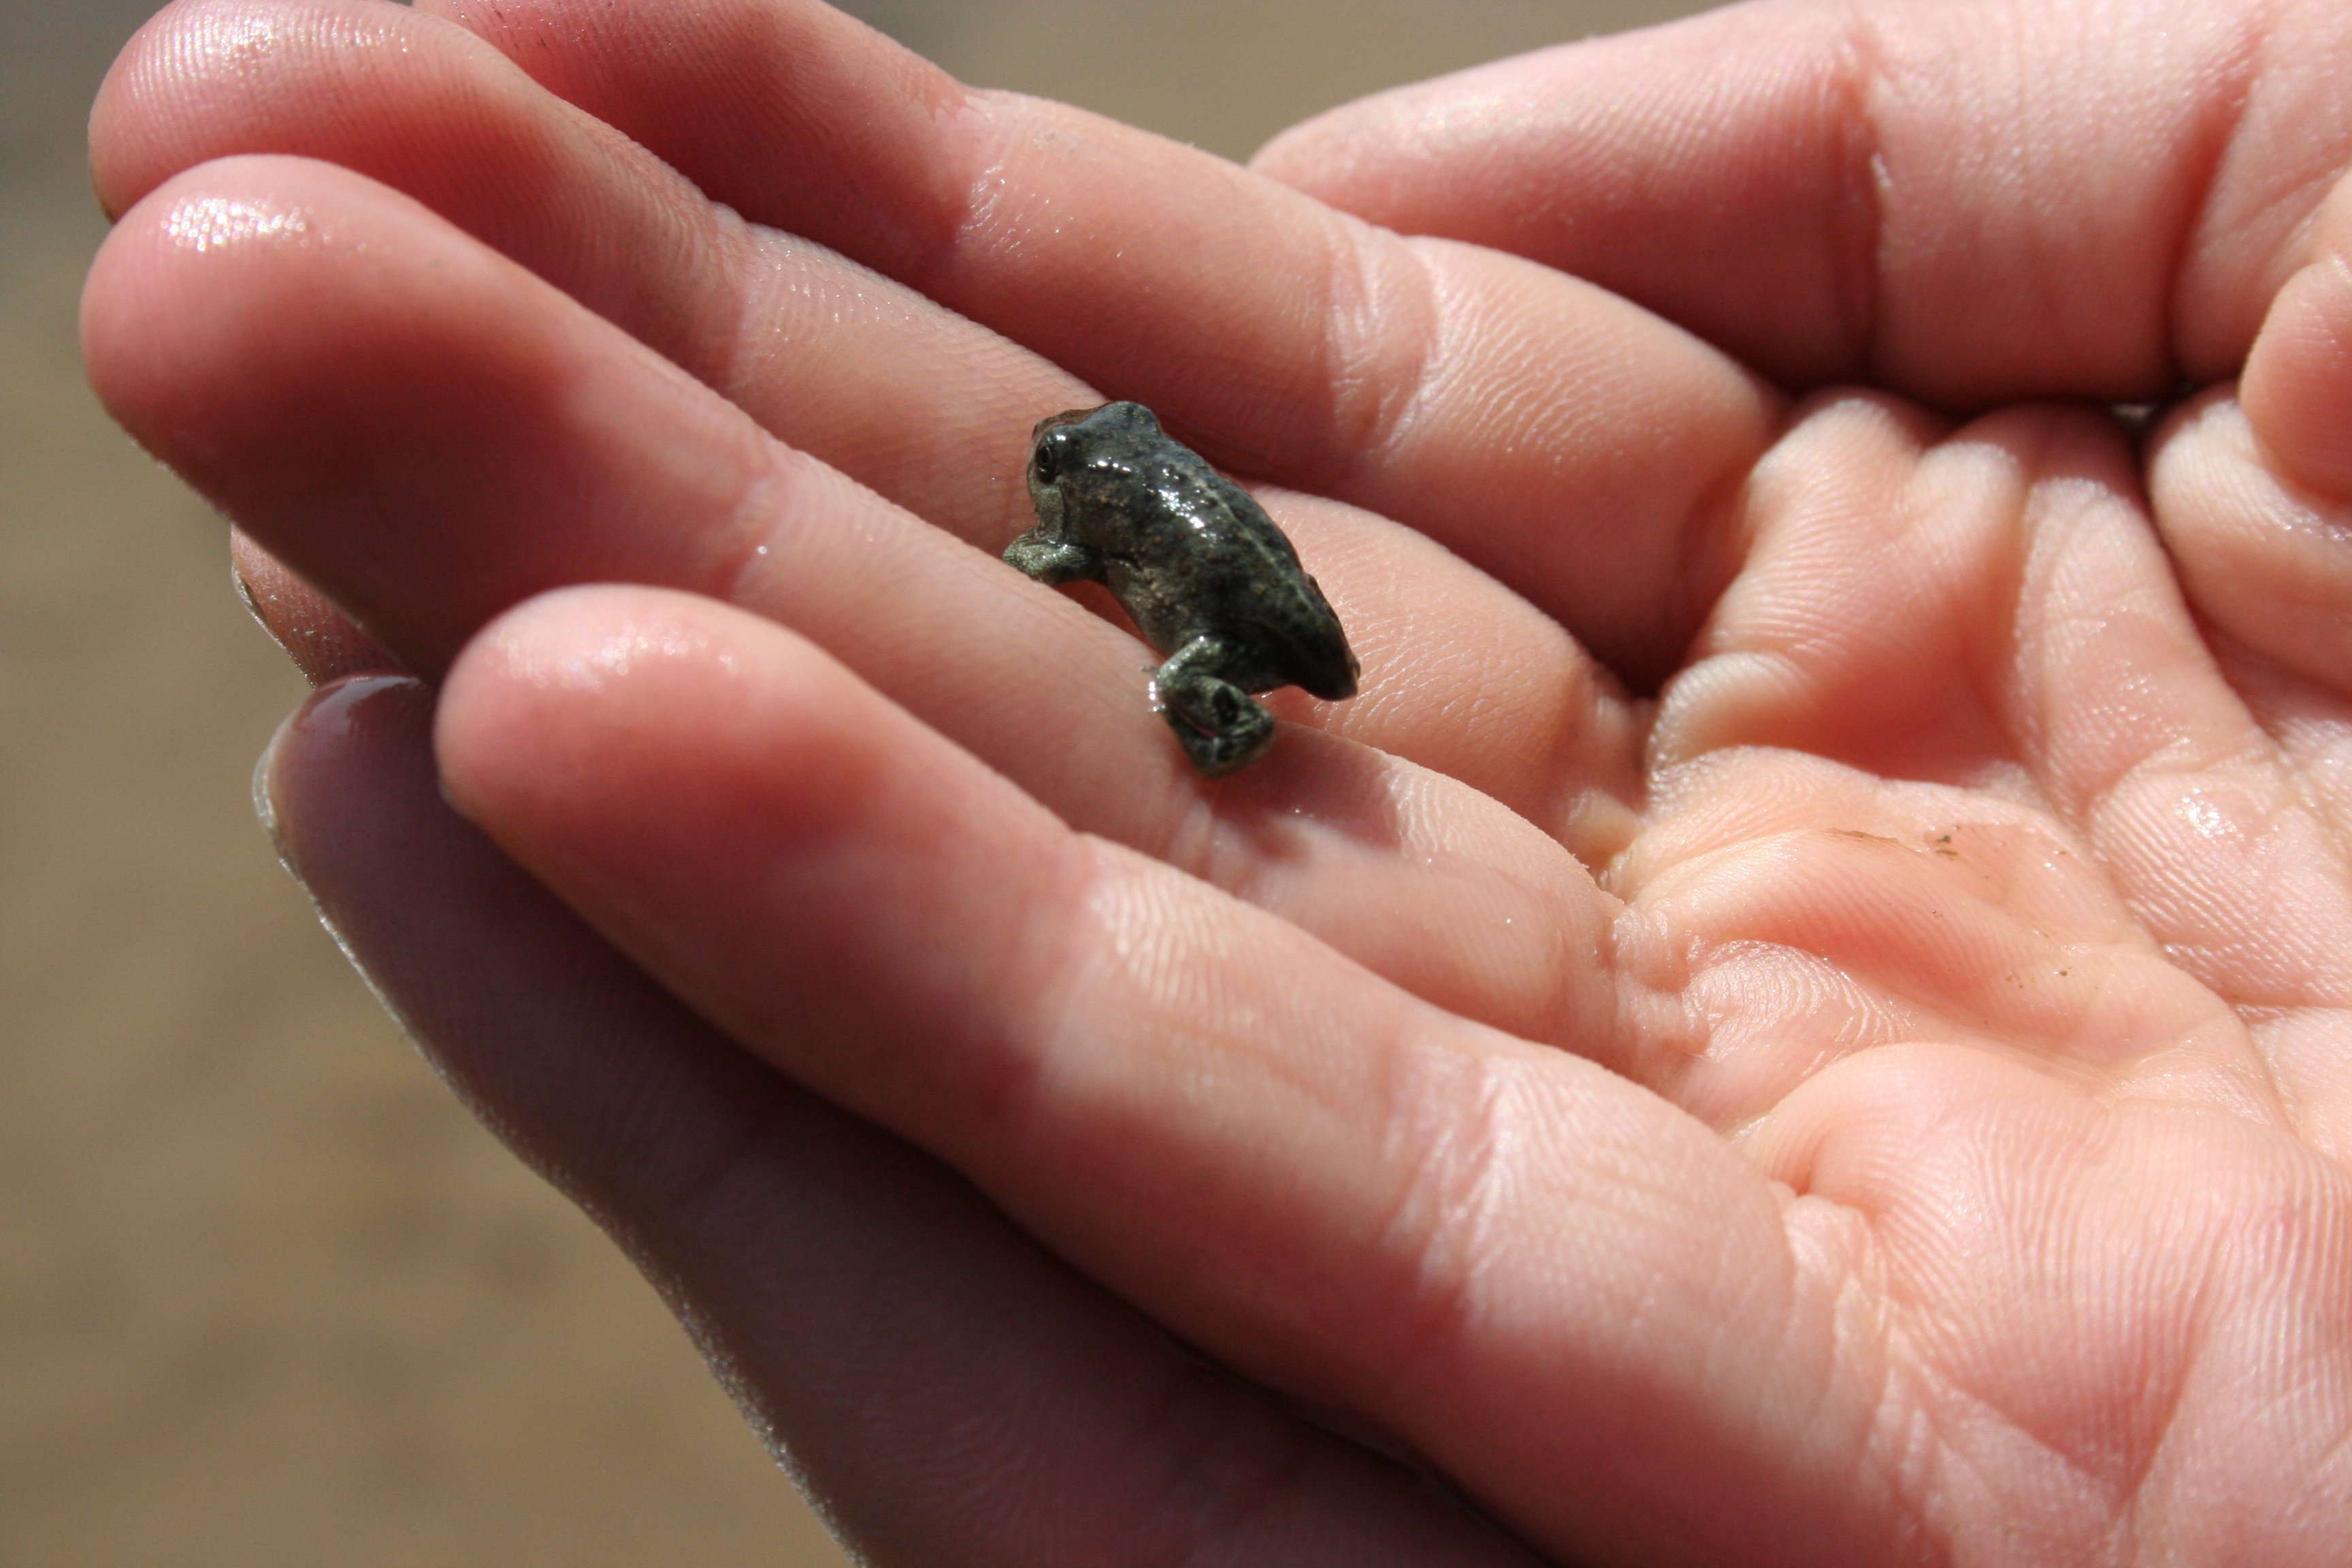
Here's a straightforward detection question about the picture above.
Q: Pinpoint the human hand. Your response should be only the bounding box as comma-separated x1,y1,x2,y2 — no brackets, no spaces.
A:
83,0,2352,1562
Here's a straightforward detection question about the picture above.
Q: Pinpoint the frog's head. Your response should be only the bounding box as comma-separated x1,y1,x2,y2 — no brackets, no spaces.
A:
1028,402,1161,491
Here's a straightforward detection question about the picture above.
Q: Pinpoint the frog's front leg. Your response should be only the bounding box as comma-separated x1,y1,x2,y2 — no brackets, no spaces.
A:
1154,634,1275,777
1002,529,1102,586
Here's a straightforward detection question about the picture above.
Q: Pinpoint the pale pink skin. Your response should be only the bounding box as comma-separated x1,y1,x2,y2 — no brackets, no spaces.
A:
80,0,2352,1561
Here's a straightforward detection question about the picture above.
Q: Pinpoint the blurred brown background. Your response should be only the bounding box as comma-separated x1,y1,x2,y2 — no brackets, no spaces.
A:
2,1,1708,1561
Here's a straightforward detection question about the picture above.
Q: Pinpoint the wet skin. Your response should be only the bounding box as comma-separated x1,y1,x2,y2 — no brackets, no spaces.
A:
1004,402,1358,775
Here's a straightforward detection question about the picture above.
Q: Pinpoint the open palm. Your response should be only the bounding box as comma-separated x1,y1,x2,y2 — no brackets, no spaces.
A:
84,0,2352,1561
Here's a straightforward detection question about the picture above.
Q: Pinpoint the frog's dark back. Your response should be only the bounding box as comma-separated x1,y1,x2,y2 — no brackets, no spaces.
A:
1028,403,1357,700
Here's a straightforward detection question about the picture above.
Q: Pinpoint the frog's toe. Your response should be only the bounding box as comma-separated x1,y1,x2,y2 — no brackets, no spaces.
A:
1164,701,1275,777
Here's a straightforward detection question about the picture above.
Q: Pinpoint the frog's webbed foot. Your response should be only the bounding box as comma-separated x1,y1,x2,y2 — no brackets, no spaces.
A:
1003,531,1100,586
1154,637,1276,777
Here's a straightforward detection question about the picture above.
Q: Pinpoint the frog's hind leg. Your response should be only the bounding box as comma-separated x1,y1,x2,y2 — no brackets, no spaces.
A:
1154,636,1275,777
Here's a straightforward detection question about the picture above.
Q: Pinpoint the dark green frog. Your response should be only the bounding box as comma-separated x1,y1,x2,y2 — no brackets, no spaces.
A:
1004,402,1358,775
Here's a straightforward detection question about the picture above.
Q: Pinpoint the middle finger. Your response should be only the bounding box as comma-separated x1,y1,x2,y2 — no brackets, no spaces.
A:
423,0,1788,686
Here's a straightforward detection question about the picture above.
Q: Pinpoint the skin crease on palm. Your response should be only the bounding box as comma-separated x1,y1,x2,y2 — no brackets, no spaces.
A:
74,0,2352,1559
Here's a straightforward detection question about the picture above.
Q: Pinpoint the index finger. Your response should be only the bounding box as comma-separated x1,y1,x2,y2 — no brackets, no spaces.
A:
1256,0,2352,407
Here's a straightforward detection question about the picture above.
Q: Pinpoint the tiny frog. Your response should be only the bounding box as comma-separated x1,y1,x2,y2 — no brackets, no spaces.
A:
1004,402,1358,776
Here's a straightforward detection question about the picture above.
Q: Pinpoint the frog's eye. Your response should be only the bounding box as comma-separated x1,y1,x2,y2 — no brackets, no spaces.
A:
1031,429,1071,482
